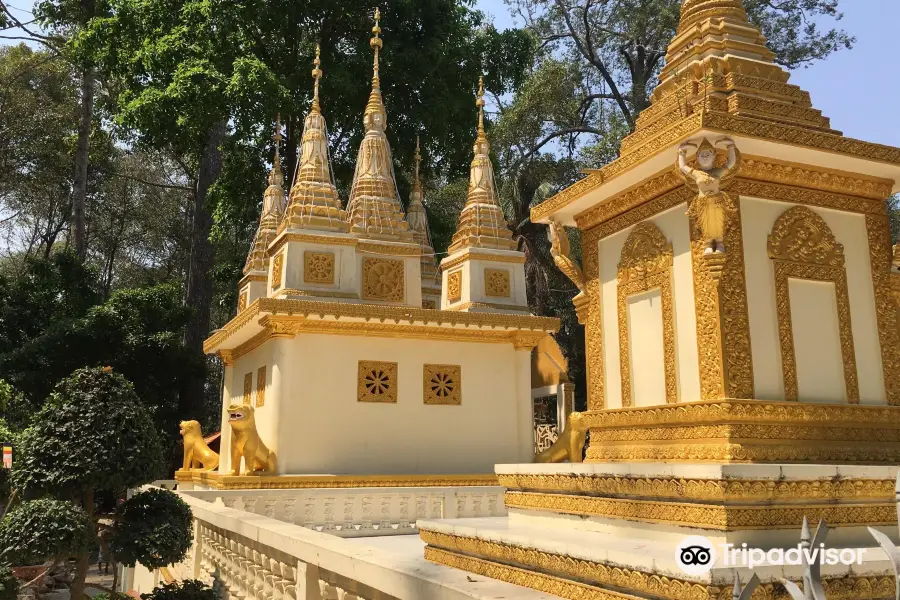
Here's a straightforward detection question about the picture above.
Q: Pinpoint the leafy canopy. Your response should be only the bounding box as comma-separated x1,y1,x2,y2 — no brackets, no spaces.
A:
111,488,193,569
0,565,16,600
12,367,165,497
140,580,216,600
0,499,93,565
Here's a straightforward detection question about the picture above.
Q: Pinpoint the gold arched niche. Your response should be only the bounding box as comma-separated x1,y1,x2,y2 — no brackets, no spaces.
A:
617,221,677,407
767,205,859,403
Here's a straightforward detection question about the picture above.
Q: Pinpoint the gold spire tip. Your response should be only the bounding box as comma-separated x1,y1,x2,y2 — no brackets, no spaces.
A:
476,76,486,137
370,8,383,49
311,44,323,110
414,135,422,186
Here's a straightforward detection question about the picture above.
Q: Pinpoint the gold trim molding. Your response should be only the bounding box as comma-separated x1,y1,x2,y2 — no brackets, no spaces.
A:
274,289,359,300
497,473,896,503
440,250,526,272
616,222,677,405
176,470,498,489
267,231,357,257
583,400,900,463
203,298,558,354
503,490,895,529
582,226,604,410
768,206,859,403
444,301,528,313
422,531,898,600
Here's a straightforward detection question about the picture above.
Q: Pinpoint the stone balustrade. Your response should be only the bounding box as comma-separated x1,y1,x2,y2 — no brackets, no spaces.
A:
180,487,506,538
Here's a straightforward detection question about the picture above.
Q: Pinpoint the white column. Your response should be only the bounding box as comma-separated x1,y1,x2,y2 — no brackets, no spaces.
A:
514,346,535,463
557,382,574,430
218,353,235,474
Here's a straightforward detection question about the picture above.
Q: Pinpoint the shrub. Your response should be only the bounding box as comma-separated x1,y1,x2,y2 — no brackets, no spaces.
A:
140,580,215,600
0,564,17,600
0,499,93,565
111,488,193,569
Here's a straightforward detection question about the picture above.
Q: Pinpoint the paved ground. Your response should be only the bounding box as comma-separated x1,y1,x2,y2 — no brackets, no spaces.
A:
84,562,116,598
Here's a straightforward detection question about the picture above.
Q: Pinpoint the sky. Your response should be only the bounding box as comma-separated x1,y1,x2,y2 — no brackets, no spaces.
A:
475,0,900,148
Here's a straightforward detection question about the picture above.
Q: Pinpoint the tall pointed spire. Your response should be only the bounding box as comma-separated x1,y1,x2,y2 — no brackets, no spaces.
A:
447,77,516,253
245,116,286,274
346,8,413,241
280,45,348,232
406,136,440,304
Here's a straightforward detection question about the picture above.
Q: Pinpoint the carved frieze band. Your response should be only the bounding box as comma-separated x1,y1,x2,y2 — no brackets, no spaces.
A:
768,206,858,403
617,222,677,406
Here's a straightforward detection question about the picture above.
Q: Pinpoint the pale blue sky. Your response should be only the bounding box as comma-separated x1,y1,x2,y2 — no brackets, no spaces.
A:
475,0,900,147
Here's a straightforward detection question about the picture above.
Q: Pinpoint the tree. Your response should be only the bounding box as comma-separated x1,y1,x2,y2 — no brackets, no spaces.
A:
11,367,191,600
0,498,94,566
141,580,216,600
111,488,192,570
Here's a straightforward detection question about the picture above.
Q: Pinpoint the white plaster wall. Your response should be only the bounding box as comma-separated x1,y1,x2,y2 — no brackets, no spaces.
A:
628,289,667,406
741,196,886,404
281,240,358,297
789,279,845,403
598,203,698,408
439,251,528,310
242,279,267,305
274,333,530,474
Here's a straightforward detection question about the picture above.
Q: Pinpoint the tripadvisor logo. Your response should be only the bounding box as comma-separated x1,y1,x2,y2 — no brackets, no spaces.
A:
675,536,867,575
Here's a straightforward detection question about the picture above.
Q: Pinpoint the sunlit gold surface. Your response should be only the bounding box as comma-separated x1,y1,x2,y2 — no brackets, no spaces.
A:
176,471,497,490
226,403,277,475
583,400,900,463
535,412,587,463
407,136,441,297
245,119,286,274
179,420,219,471
867,215,900,405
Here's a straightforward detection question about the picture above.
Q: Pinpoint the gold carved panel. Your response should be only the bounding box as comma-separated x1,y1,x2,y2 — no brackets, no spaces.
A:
866,216,900,406
242,372,252,404
424,364,461,405
255,366,266,407
237,290,248,312
358,360,398,403
447,270,462,303
271,252,284,291
768,206,859,403
362,257,405,302
582,226,604,410
617,222,677,406
484,269,511,297
303,251,335,284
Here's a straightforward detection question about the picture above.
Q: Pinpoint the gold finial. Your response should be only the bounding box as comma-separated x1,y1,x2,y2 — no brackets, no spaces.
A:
370,8,382,86
311,45,323,112
269,114,284,186
412,135,423,193
476,75,486,139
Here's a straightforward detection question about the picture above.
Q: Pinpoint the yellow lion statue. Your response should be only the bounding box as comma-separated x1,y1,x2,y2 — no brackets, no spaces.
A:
179,420,219,471
227,403,277,475
535,412,587,463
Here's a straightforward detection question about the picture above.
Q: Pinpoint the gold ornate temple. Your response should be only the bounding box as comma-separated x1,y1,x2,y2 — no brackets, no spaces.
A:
418,0,900,597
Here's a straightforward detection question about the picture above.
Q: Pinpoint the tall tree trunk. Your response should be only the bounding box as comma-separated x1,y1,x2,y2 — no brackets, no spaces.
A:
180,119,226,419
72,67,94,261
69,488,95,600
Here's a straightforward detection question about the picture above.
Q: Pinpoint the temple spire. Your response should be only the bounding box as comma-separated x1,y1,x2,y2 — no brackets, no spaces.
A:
447,77,516,253
406,136,440,304
279,48,348,232
346,8,413,241
245,116,286,274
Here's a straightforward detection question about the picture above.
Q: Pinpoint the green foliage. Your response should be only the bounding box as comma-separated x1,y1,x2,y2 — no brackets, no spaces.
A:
0,564,17,600
0,499,93,565
12,367,165,497
0,417,19,500
111,488,192,569
887,195,900,245
140,580,216,600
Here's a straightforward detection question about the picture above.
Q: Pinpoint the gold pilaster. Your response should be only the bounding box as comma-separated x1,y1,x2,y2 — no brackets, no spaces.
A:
581,226,604,410
866,213,900,406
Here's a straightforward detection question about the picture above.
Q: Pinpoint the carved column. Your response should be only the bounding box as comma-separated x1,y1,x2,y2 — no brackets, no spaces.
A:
217,350,235,474
689,198,754,400
557,383,574,430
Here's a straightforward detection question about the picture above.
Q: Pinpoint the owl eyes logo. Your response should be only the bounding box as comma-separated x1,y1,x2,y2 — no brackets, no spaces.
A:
675,536,717,575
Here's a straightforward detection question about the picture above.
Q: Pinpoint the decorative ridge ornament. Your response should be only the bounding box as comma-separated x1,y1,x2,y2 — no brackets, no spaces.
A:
447,76,517,253
280,47,348,233
245,116,286,274
677,136,741,254
345,8,414,242
406,136,440,295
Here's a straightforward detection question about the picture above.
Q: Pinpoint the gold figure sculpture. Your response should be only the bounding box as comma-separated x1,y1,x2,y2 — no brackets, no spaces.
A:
227,403,277,475
179,420,219,471
548,220,587,294
677,137,741,254
535,412,587,463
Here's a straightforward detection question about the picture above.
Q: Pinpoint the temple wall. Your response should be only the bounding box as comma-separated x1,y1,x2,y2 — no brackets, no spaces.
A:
226,333,533,475
598,204,700,408
740,196,887,404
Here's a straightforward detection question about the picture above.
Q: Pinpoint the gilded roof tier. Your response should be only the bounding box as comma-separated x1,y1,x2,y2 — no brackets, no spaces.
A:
448,77,517,253
245,119,286,274
531,0,900,223
346,9,414,242
280,46,348,233
406,137,440,292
